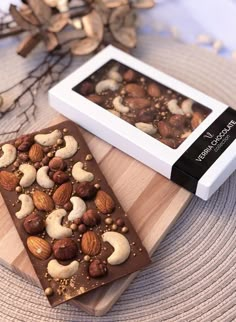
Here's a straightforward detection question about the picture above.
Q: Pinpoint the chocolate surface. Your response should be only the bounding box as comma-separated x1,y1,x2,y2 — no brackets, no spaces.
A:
73,60,212,149
0,121,150,307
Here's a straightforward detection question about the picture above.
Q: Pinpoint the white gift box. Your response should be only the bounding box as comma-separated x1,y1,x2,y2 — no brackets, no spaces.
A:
49,45,236,200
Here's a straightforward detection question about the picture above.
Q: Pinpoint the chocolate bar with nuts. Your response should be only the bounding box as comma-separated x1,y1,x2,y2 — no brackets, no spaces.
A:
73,60,212,149
0,121,150,307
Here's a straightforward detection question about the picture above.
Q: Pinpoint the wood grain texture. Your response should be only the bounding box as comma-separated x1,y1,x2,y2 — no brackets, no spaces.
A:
0,115,192,316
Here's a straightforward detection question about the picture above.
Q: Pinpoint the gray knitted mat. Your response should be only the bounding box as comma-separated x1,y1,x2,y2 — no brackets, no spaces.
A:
0,35,236,321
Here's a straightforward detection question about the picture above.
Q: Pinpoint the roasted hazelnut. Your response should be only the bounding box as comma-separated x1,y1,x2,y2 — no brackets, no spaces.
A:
123,69,137,82
43,147,50,153
158,121,173,138
78,223,87,233
169,115,186,128
64,201,73,211
76,182,97,199
82,209,100,227
53,238,78,261
136,109,156,123
147,83,161,97
53,171,69,184
23,213,45,235
34,162,41,169
88,259,107,278
42,156,50,165
74,218,81,225
79,81,94,96
18,152,29,162
116,218,125,227
49,157,66,171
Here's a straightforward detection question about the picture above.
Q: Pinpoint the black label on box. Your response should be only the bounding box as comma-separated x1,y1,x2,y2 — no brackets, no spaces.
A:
171,107,236,193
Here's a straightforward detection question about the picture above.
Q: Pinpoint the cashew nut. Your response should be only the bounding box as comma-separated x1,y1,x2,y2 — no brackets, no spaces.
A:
55,135,78,159
108,109,121,117
0,144,17,168
181,99,194,115
36,166,54,189
47,259,79,279
135,122,157,135
113,96,129,114
19,164,36,188
34,129,62,146
95,79,120,94
46,209,72,239
107,66,123,82
167,99,184,115
102,232,130,265
15,194,34,219
72,162,94,182
68,196,86,221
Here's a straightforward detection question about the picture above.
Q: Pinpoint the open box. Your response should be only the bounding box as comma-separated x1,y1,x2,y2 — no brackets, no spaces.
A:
49,45,236,200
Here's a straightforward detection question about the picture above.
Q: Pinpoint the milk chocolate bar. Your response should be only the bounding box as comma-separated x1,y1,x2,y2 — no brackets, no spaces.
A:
0,121,150,307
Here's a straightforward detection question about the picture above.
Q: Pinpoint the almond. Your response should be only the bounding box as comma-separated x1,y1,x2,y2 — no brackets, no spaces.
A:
0,171,19,191
53,182,72,206
27,236,51,260
158,121,172,138
125,84,146,97
125,98,151,109
33,190,54,212
95,190,115,214
81,231,101,256
29,143,44,162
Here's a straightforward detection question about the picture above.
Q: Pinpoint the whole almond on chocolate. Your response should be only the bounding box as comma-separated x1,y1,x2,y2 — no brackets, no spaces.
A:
76,182,97,199
125,98,151,109
125,84,145,98
33,190,54,212
87,94,104,105
52,171,69,184
0,171,19,191
88,259,107,278
18,152,29,162
49,157,66,171
169,115,186,128
27,236,51,260
23,213,45,235
82,209,100,227
147,83,161,97
81,231,101,256
29,143,44,162
158,121,173,138
53,238,78,261
53,182,72,206
123,69,137,82
95,190,115,214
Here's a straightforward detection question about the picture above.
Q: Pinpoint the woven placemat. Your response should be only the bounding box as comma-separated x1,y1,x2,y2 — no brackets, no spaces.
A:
0,35,236,321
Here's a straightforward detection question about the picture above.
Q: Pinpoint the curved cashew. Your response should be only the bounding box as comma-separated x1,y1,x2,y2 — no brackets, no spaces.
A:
72,162,94,182
68,196,86,221
15,194,34,219
135,122,157,135
95,79,120,94
167,99,184,115
107,66,123,82
113,96,129,113
19,164,36,188
108,109,121,117
36,166,54,189
46,209,72,239
0,144,17,168
102,232,130,265
47,259,79,279
55,135,78,159
181,99,194,115
34,129,62,146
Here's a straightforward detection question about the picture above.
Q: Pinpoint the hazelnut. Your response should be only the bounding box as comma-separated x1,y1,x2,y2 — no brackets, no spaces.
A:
43,147,50,153
116,218,125,227
49,157,66,171
79,81,94,96
76,182,97,199
23,213,45,235
121,226,129,233
123,69,137,82
53,238,78,261
45,287,54,296
105,218,113,225
73,218,81,225
88,259,107,278
18,152,29,162
42,156,49,165
34,162,41,169
64,201,73,211
82,209,100,227
78,223,87,233
136,109,156,123
53,171,69,184
169,115,186,128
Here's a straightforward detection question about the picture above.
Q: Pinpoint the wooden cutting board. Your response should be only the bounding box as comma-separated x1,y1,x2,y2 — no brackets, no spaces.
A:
0,115,192,316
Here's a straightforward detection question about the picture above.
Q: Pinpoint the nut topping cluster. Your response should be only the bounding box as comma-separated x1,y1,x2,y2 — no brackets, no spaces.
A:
76,61,211,149
0,121,150,307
